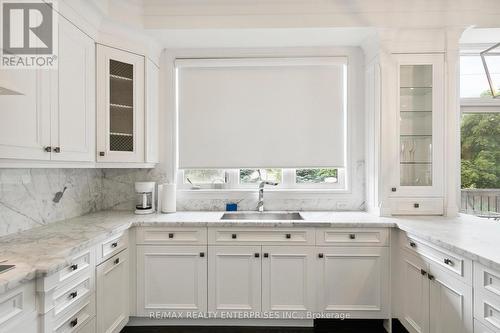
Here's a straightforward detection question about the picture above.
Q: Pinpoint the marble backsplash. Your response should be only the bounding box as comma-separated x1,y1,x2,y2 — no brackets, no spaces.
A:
0,163,365,237
0,169,102,236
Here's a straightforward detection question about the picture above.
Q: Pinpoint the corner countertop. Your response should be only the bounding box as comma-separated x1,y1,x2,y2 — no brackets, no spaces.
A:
0,210,499,293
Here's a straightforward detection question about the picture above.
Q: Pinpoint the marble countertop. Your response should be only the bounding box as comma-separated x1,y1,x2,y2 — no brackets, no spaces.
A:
0,210,499,292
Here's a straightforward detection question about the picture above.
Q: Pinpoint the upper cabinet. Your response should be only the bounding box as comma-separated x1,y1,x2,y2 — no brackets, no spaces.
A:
51,16,95,162
388,54,445,215
96,45,145,163
0,15,94,163
0,69,50,160
0,12,160,167
393,54,444,196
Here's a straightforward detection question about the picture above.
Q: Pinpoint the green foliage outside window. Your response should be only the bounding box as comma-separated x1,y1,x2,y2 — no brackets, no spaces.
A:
461,113,500,189
240,169,282,184
296,169,338,184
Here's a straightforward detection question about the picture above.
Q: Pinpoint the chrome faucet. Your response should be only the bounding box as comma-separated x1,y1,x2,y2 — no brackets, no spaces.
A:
257,181,278,212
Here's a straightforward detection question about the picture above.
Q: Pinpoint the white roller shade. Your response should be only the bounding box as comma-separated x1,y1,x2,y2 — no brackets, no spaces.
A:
176,57,347,169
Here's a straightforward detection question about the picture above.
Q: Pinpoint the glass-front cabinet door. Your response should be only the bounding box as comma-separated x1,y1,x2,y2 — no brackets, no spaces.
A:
393,54,444,197
97,45,145,163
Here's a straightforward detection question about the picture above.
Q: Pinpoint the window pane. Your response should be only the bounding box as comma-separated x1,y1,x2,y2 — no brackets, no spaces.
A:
183,169,226,185
240,169,282,184
296,169,338,184
461,113,500,189
460,55,500,98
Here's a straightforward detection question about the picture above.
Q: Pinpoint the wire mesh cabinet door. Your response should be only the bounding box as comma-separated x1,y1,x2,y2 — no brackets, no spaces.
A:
97,44,145,163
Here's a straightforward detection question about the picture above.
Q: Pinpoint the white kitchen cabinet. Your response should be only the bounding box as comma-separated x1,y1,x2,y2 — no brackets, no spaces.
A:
399,250,473,333
0,281,37,333
208,246,261,313
261,246,315,314
316,247,389,318
0,13,94,163
388,54,445,215
400,250,430,333
51,16,95,162
145,59,160,163
96,45,145,163
429,262,473,333
474,263,500,332
0,68,50,160
136,245,207,315
96,249,129,333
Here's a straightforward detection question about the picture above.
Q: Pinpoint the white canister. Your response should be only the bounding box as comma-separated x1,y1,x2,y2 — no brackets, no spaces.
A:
158,183,176,213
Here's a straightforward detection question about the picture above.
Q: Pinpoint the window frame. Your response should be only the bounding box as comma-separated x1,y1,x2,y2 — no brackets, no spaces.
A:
177,168,346,191
460,48,500,106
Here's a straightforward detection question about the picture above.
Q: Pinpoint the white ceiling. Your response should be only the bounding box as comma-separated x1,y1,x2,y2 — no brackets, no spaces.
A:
148,27,375,49
142,0,500,30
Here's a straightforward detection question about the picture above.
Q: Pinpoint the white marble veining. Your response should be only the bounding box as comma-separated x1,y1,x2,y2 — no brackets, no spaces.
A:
0,210,499,294
0,169,103,236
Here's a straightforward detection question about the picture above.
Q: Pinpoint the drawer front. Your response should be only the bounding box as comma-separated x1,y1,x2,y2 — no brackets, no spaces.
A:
316,228,389,246
400,232,472,284
475,291,500,332
59,249,93,285
53,276,92,318
475,319,497,333
208,228,315,245
136,227,207,245
390,198,443,215
76,317,95,333
474,319,496,333
0,281,35,329
475,263,500,303
54,296,95,333
98,230,128,263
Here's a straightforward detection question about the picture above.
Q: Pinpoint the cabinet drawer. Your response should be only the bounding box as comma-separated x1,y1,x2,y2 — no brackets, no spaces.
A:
75,317,95,333
475,263,500,305
136,227,207,245
400,232,472,284
475,290,500,332
475,319,497,333
53,276,92,318
316,228,389,246
390,198,443,215
0,281,36,330
208,228,314,245
59,249,93,286
54,296,95,333
97,230,128,263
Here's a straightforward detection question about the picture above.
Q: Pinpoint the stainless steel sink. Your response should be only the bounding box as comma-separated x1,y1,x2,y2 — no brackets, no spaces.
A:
220,212,303,221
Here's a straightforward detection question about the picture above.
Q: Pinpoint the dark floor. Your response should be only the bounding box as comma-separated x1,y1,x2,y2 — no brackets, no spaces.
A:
121,319,390,333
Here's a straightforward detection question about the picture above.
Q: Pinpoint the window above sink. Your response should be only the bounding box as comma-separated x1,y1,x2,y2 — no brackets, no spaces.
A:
178,168,345,190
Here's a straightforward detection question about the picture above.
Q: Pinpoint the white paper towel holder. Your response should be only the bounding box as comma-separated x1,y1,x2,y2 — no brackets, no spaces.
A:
158,183,176,213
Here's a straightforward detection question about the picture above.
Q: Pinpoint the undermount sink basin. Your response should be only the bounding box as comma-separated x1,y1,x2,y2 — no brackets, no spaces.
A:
220,212,303,221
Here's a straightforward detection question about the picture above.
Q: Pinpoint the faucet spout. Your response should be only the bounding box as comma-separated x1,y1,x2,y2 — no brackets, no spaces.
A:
257,181,279,212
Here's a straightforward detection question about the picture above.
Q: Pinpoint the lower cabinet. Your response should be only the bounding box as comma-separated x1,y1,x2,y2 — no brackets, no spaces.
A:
261,246,316,314
208,246,261,312
399,250,473,333
96,249,129,333
316,247,389,318
0,281,37,333
136,245,208,315
400,250,430,333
